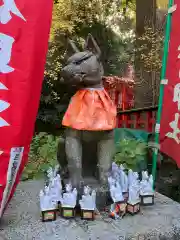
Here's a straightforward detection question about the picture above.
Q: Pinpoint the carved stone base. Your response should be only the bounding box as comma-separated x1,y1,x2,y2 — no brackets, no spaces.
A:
95,186,112,210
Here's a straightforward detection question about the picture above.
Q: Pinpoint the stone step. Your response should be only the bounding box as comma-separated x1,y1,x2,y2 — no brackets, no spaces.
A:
1,180,180,240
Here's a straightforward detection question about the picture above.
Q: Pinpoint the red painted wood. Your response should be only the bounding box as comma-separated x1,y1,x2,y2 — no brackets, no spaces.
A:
117,114,123,128
147,111,153,132
134,113,141,129
115,90,121,109
125,114,132,128
117,107,157,131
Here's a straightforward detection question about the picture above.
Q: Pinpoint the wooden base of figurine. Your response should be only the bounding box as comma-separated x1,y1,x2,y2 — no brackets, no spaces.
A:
81,209,95,220
41,209,57,222
127,202,140,215
116,201,127,218
140,194,154,206
61,207,76,219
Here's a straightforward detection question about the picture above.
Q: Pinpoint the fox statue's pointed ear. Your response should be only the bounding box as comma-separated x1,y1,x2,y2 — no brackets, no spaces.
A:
65,39,80,59
68,39,80,53
84,34,101,58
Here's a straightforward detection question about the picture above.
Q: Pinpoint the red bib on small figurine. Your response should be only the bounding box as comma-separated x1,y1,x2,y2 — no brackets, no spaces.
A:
62,88,117,131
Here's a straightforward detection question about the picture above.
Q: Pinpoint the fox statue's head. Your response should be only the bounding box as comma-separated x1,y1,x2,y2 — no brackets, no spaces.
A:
61,34,104,87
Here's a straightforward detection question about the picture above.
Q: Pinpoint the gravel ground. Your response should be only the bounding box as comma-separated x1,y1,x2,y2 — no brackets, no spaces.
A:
0,180,180,240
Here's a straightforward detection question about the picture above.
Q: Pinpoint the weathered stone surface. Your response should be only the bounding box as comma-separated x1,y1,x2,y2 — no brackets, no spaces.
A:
1,180,180,240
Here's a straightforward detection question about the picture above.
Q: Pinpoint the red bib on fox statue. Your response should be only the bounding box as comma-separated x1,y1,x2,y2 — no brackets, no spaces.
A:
62,87,117,131
0,0,53,217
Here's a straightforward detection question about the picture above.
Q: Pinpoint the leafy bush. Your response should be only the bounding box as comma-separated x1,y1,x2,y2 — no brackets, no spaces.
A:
114,138,147,172
22,133,60,181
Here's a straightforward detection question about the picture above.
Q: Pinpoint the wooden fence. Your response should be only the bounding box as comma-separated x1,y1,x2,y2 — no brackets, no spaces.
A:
117,106,158,132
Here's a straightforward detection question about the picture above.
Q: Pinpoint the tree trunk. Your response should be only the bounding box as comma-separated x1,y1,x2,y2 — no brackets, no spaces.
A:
135,0,157,108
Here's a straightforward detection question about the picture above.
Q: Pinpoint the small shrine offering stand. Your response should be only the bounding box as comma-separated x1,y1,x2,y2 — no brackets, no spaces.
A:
127,200,140,215
79,186,96,220
61,205,76,219
140,194,154,206
140,172,155,206
60,183,78,218
39,186,58,222
41,209,57,222
81,208,95,221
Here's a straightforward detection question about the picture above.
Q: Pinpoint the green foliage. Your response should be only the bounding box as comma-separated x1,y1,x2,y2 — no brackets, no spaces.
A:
157,0,168,9
75,22,134,75
114,138,147,171
22,133,60,180
137,27,164,72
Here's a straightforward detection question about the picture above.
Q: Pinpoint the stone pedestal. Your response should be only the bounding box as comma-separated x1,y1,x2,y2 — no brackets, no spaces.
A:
5,180,180,240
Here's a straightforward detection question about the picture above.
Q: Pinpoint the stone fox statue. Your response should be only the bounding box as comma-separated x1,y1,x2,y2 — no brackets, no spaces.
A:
59,34,117,190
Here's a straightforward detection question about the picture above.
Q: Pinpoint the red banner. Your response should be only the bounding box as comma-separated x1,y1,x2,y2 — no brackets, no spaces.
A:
160,2,180,166
0,0,53,217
